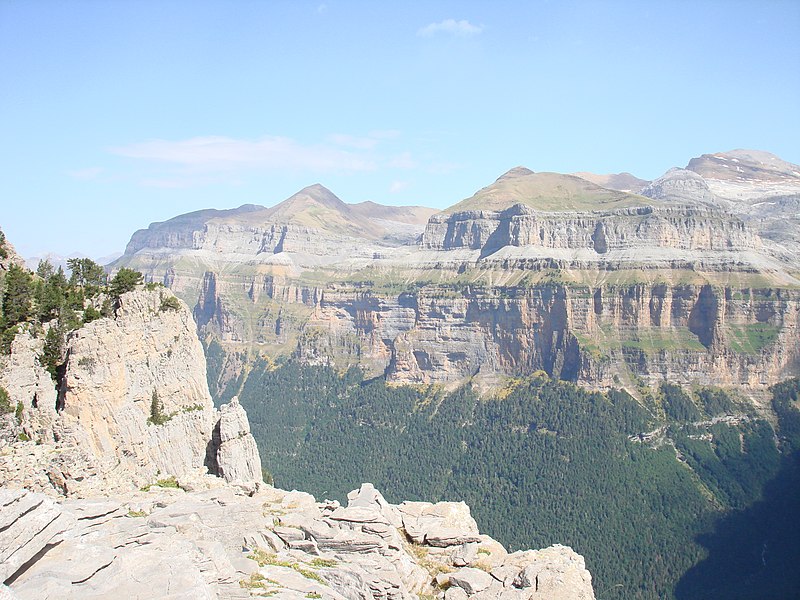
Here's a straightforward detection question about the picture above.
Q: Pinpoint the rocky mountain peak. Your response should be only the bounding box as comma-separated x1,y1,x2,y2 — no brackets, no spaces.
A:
686,149,800,184
639,167,717,206
273,183,349,214
572,171,651,193
496,166,535,181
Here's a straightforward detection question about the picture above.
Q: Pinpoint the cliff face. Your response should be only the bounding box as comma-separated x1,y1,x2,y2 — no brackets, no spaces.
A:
422,205,758,256
299,283,800,392
0,288,263,496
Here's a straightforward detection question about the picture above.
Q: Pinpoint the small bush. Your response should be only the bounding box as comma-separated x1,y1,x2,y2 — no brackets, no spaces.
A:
0,386,11,414
159,295,182,312
240,572,267,590
140,476,181,492
291,565,323,583
249,550,292,568
262,468,274,485
310,558,337,568
147,390,171,425
83,305,102,324
77,356,96,369
1,325,19,354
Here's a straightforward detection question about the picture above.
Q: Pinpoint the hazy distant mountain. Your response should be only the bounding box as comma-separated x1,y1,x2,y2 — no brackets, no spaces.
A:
571,171,650,193
637,149,800,258
24,251,123,273
686,149,800,187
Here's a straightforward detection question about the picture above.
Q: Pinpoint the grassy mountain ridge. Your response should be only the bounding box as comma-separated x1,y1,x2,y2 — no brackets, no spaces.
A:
443,168,653,213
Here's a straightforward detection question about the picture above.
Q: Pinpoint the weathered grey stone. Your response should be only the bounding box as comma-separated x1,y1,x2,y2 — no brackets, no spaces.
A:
288,539,320,555
0,490,75,583
514,562,543,588
346,483,403,529
214,396,263,485
425,526,482,548
314,529,386,554
451,542,478,567
320,568,375,600
448,567,495,595
274,525,306,543
244,528,287,552
491,565,520,587
398,500,479,546
444,587,469,600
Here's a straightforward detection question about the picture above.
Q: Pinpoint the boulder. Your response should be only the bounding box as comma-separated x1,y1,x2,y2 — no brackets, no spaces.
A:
448,567,495,595
451,542,478,567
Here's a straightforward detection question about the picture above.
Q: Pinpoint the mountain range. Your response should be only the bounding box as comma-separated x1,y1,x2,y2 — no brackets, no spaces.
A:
114,148,800,395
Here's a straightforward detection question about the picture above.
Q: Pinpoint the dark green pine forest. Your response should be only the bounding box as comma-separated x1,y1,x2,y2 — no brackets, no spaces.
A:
233,358,800,600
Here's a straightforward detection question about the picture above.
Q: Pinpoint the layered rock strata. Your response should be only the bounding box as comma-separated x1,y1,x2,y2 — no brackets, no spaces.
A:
0,288,262,496
111,152,800,394
2,483,594,600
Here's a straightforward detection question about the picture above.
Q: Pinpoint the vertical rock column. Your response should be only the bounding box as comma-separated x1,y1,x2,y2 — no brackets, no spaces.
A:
212,396,263,486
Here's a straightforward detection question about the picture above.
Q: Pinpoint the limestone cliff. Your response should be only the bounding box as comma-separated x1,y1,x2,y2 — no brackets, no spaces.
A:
0,287,263,496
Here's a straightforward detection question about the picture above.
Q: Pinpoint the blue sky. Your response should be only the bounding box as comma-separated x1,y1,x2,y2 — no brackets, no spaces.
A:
1,0,799,259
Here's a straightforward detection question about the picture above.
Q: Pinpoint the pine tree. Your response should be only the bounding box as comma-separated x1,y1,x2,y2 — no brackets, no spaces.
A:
1,264,33,327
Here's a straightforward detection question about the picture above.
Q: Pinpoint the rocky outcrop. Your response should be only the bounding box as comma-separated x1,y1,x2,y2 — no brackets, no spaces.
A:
0,287,263,496
0,489,74,584
57,289,217,491
0,228,26,272
213,396,263,485
0,242,594,598
1,483,594,600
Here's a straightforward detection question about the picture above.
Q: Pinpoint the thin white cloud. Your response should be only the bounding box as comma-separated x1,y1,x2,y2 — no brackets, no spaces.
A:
389,181,409,194
65,167,103,180
417,19,483,37
110,135,374,173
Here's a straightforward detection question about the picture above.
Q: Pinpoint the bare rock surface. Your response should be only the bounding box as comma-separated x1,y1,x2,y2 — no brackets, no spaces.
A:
214,396,263,484
2,484,594,600
0,288,262,496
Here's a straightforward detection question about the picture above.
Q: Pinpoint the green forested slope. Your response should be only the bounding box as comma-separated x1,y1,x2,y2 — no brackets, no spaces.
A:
238,361,799,599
